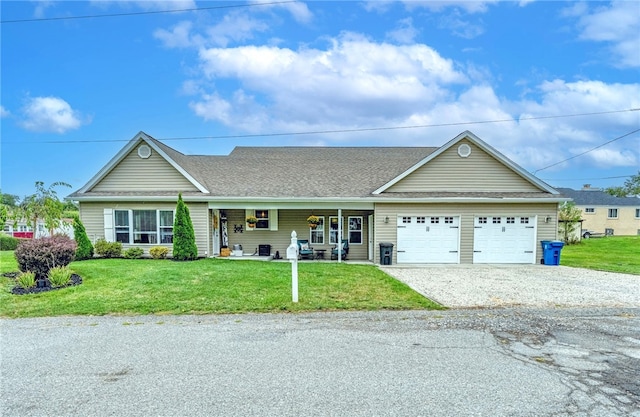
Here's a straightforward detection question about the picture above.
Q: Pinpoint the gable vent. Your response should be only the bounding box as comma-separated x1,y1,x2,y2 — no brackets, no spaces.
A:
138,144,152,159
457,143,471,158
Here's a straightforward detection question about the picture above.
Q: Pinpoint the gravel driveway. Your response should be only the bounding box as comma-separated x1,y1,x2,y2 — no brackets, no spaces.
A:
380,265,640,308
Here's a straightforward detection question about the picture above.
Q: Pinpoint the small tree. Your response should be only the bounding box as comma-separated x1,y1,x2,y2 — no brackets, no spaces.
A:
558,201,582,244
172,193,198,261
12,181,71,238
73,215,94,260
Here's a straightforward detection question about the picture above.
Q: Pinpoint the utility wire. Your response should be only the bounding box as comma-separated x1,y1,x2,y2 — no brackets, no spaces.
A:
533,128,640,174
0,1,295,24
5,108,639,144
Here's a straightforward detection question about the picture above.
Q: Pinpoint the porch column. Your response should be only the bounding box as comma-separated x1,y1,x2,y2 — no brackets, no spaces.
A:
338,208,342,263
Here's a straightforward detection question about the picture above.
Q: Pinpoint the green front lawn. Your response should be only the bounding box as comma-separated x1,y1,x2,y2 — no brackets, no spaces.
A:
560,236,640,275
0,252,441,318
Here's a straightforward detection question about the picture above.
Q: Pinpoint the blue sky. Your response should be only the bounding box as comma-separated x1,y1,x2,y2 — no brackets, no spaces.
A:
1,1,639,199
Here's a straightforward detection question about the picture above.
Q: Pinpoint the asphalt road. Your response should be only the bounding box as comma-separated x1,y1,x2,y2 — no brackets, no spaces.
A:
1,308,639,417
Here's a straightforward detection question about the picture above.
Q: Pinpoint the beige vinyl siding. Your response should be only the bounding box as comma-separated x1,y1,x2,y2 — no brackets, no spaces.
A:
91,145,198,192
386,140,541,193
220,209,370,260
79,201,209,257
374,202,558,264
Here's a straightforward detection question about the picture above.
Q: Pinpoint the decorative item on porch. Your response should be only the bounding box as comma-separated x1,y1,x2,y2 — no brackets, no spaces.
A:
307,215,320,229
246,215,258,227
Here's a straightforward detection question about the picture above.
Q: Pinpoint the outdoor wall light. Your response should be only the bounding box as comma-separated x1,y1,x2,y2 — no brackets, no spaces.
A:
545,216,552,223
384,216,389,223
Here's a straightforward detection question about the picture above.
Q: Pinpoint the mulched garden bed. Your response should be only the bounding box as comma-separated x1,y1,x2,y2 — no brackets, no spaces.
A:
2,272,83,295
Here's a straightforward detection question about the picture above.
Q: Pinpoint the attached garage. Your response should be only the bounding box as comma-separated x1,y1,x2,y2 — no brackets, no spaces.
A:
473,216,537,264
396,215,460,263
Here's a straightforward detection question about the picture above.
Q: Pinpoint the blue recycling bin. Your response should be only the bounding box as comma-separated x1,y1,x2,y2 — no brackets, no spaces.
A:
541,240,564,265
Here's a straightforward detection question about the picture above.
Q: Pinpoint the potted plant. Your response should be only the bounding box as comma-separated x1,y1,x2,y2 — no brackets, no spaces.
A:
307,215,320,229
246,215,258,227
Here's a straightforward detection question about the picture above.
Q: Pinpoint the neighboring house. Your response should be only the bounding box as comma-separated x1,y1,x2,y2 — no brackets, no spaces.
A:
556,186,640,237
68,131,566,264
3,219,74,239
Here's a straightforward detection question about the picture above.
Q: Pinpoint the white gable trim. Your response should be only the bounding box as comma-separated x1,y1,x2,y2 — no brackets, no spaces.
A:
372,130,559,195
77,131,209,193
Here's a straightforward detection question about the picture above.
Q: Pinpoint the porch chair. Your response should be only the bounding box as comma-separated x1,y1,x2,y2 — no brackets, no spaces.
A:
331,239,349,260
297,240,314,260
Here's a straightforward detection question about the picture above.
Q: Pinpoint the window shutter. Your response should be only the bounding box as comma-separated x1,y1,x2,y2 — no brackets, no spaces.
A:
270,209,278,231
103,208,114,242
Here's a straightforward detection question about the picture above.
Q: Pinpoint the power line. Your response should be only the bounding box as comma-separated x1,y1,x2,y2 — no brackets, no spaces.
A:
5,108,639,144
533,128,640,174
540,175,634,182
0,1,295,24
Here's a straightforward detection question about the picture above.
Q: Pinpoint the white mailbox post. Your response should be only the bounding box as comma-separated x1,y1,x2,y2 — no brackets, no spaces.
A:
286,231,299,303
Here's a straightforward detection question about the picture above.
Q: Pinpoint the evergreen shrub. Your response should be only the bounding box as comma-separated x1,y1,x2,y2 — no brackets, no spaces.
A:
150,246,169,259
124,247,144,259
73,216,94,260
0,235,19,251
172,194,198,261
94,239,122,258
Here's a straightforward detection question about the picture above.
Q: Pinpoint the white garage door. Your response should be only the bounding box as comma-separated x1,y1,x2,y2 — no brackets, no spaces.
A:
397,216,460,263
473,216,536,264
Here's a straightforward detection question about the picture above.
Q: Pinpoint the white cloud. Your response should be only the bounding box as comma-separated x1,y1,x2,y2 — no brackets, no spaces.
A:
386,18,419,44
403,1,499,14
205,13,269,47
20,96,87,134
154,21,203,49
192,34,467,130
0,106,9,118
573,1,640,68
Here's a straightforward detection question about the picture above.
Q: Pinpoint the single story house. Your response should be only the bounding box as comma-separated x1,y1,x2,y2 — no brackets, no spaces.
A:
69,130,566,264
556,186,640,237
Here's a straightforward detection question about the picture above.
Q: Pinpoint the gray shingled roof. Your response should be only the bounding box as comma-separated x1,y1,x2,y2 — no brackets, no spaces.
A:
556,187,640,206
71,133,564,201
163,144,439,198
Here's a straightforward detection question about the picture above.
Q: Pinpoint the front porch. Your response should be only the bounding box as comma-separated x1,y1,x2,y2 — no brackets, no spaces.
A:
207,205,376,262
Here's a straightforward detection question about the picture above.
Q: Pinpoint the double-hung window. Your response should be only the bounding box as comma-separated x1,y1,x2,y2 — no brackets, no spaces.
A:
348,216,363,244
310,216,325,244
607,208,618,219
329,216,342,244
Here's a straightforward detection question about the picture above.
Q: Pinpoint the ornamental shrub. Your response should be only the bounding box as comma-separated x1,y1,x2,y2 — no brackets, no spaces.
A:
48,266,72,287
16,271,36,289
73,215,94,260
94,238,122,258
149,246,169,259
124,247,144,259
172,193,198,261
0,235,19,251
14,235,77,280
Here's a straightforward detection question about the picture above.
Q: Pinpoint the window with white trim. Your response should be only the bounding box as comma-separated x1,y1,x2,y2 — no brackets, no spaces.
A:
310,216,325,244
348,216,363,244
402,216,411,224
520,217,530,224
255,210,269,229
585,208,595,214
635,208,640,219
430,217,440,224
506,217,515,224
478,217,487,224
329,216,343,244
115,210,130,243
444,217,454,224
492,217,501,224
416,217,426,224
607,208,618,219
114,209,174,244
